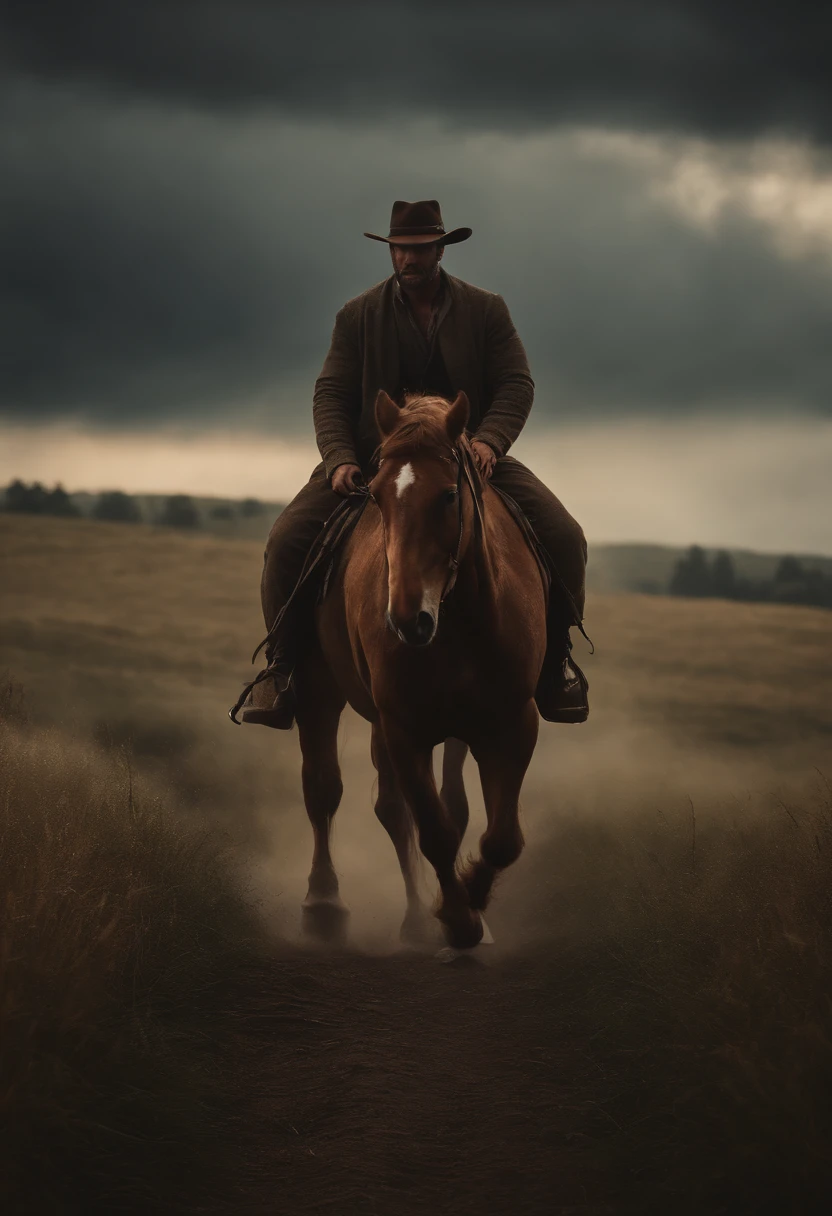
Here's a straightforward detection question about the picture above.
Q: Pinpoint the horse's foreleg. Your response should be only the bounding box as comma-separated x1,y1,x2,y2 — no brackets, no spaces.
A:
440,737,470,838
464,699,539,913
295,652,348,941
371,724,433,945
382,719,482,950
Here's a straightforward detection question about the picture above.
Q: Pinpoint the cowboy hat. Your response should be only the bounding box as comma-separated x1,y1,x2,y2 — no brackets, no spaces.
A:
364,199,472,246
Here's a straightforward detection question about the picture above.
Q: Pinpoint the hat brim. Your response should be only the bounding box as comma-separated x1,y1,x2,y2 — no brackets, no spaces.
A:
364,227,472,247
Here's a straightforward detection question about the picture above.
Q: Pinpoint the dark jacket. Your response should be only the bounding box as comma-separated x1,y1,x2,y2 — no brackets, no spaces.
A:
313,271,535,478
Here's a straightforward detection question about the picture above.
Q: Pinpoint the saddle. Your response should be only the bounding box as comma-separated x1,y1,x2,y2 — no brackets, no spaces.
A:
228,460,590,726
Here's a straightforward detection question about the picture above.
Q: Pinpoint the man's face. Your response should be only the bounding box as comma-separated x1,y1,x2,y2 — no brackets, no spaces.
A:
390,241,444,292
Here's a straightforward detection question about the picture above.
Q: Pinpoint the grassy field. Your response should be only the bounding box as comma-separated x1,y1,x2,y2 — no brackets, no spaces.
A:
0,690,269,1212
2,512,832,1213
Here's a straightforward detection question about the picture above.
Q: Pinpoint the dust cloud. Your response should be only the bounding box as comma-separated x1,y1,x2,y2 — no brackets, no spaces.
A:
223,708,826,955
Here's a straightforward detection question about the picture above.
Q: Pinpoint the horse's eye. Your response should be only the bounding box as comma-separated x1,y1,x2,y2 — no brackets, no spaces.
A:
443,488,459,505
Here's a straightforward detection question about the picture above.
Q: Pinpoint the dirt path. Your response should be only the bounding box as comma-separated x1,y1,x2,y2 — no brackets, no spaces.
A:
227,943,626,1216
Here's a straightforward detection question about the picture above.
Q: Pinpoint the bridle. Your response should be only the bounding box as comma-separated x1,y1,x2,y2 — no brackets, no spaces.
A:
367,441,484,606
441,443,484,601
438,447,466,602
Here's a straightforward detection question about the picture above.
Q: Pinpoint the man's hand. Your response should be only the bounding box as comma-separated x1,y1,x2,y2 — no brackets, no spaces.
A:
471,440,497,481
331,463,363,496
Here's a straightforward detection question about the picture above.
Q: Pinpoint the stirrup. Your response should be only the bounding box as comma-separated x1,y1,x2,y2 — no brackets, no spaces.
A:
240,675,296,730
535,644,589,725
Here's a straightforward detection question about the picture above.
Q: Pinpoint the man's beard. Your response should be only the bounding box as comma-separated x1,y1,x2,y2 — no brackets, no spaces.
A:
395,261,440,290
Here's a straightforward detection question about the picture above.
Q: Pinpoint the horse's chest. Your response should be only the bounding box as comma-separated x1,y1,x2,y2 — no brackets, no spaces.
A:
381,641,498,710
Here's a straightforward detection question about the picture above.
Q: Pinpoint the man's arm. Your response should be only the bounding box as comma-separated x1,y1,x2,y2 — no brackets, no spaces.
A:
313,304,363,480
473,293,535,458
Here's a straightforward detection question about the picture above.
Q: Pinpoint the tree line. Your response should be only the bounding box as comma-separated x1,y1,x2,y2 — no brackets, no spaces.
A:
5,481,829,611
670,545,832,610
1,480,265,527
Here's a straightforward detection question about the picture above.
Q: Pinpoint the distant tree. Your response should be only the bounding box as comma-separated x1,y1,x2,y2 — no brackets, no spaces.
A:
711,550,737,599
93,490,142,523
210,503,234,520
661,543,831,612
774,555,805,583
240,497,263,517
669,545,712,597
4,480,78,516
5,479,31,512
802,567,831,600
4,479,48,514
46,484,80,517
766,556,832,609
158,494,199,528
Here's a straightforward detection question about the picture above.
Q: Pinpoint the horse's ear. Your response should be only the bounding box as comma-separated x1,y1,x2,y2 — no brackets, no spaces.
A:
445,392,470,441
375,390,400,438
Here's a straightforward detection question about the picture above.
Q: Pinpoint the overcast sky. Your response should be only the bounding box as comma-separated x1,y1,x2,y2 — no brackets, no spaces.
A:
2,1,831,551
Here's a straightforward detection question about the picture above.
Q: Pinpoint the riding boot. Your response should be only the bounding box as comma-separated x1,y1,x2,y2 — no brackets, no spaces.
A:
240,678,296,730
535,628,589,724
240,651,297,730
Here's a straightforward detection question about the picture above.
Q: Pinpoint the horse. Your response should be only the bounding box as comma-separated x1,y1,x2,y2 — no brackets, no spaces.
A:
293,390,548,951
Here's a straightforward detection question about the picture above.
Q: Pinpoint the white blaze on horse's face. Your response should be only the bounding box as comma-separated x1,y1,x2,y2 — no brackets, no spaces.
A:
394,462,415,498
382,456,449,647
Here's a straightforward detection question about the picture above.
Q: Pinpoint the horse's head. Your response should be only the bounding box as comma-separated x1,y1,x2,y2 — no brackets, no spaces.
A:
370,390,474,647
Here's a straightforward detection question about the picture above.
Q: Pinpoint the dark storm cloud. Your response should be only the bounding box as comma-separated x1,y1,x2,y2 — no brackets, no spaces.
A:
3,2,832,433
3,88,832,432
2,0,832,143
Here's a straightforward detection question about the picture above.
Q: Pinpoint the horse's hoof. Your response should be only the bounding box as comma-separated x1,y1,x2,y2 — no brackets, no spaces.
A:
436,918,494,963
441,910,486,951
301,897,350,944
435,946,485,966
437,946,477,965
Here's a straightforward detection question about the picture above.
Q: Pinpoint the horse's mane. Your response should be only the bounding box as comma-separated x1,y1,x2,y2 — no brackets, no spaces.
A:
374,393,486,522
379,393,473,464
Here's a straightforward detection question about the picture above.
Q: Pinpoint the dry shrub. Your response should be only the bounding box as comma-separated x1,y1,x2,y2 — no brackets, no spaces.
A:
0,694,267,1214
519,780,832,1212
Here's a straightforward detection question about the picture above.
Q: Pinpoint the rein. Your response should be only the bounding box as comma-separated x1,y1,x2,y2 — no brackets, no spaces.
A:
441,441,484,602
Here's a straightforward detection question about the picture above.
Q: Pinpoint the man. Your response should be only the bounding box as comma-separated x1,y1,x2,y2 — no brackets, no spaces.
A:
242,199,588,729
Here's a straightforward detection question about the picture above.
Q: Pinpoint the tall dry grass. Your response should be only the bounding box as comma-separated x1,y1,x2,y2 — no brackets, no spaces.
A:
515,778,832,1211
0,681,267,1214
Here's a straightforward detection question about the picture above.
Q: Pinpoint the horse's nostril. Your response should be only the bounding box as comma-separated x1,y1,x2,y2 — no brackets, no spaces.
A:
390,609,436,647
415,611,435,643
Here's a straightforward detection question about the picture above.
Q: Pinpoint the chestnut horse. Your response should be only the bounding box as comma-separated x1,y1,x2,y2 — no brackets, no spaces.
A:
294,390,547,950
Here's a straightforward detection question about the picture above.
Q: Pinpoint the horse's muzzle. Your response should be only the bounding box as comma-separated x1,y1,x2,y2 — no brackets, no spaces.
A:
385,609,437,647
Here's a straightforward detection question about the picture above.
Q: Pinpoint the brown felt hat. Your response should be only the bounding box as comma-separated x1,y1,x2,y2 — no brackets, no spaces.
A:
364,199,472,247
